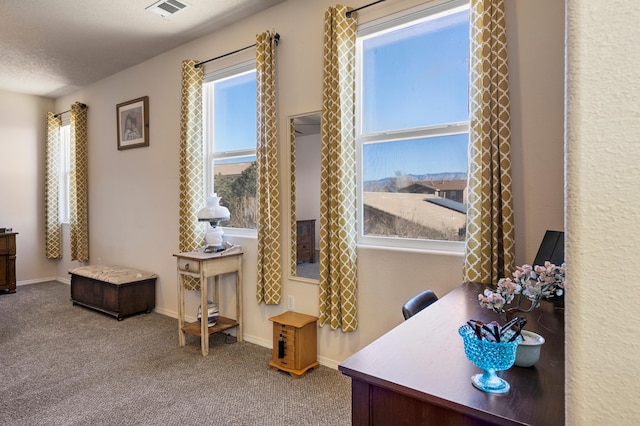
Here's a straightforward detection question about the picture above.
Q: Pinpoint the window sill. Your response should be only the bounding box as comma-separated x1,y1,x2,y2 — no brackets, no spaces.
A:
357,241,465,257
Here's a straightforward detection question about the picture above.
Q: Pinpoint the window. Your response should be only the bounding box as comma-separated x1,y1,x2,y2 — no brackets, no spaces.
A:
59,124,71,223
203,60,257,229
356,0,470,251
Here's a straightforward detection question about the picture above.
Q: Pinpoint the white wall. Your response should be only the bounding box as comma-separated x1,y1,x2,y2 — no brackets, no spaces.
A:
566,1,640,423
1,0,565,369
295,131,321,249
0,90,56,283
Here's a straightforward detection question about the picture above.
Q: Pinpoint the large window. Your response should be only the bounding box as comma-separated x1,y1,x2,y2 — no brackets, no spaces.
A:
357,0,470,251
203,61,257,229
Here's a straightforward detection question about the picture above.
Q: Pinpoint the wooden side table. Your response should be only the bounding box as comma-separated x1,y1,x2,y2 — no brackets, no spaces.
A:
268,311,319,377
0,232,17,294
174,250,243,356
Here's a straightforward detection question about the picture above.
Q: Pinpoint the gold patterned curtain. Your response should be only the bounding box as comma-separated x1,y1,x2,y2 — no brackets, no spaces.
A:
178,59,205,291
256,30,281,305
289,118,297,277
45,112,62,259
319,5,358,332
463,0,515,284
69,102,89,262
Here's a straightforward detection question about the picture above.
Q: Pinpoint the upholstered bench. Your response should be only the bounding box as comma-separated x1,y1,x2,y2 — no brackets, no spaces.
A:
69,265,157,320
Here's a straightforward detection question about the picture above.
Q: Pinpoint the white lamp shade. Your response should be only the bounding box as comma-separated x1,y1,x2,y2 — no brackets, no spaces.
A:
197,194,230,222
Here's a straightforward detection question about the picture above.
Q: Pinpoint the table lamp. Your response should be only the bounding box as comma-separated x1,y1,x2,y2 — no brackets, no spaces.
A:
197,194,230,252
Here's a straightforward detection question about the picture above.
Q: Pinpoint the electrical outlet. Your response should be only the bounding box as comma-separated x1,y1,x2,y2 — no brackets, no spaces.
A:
287,295,295,311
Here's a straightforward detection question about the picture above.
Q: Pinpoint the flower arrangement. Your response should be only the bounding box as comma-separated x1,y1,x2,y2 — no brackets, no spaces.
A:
479,261,566,320
465,316,527,343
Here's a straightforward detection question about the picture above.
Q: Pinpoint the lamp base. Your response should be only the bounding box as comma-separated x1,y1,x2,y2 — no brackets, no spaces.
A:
203,244,226,253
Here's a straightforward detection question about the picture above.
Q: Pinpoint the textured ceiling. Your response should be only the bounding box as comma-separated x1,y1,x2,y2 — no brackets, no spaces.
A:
0,0,285,98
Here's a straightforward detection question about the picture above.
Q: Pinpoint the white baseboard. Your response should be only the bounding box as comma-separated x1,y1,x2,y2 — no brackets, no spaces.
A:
16,281,342,370
154,307,340,370
17,277,62,286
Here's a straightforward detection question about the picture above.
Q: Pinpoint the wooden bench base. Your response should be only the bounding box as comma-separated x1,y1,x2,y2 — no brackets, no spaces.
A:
70,271,156,320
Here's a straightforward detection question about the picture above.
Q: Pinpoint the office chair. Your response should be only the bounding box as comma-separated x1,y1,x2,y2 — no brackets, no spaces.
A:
533,230,564,266
402,290,438,320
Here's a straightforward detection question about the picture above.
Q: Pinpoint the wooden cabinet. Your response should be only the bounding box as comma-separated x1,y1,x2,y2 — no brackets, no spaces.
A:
0,232,17,294
269,311,319,377
296,219,316,263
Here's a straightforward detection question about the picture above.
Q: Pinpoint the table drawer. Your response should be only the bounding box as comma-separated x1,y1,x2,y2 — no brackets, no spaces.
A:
177,258,200,274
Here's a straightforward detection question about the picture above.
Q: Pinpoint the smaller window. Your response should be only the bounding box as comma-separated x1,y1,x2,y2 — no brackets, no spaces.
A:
59,124,71,223
203,61,257,230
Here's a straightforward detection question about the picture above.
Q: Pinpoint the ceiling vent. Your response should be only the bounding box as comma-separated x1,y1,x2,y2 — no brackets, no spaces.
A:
146,0,190,17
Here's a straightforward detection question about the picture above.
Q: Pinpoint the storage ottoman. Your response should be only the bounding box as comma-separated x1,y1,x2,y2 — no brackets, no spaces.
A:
69,265,157,320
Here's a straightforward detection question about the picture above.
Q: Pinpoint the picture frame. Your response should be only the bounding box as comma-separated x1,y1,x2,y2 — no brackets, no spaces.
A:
116,96,149,150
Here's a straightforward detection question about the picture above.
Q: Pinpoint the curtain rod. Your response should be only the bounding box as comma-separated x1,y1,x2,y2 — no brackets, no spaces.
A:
53,103,87,118
194,33,280,69
346,0,387,18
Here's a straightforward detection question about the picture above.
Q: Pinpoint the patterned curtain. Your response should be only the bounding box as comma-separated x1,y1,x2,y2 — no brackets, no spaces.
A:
45,112,62,259
318,5,358,332
256,30,282,305
69,102,89,262
289,118,298,277
463,0,515,284
178,59,205,291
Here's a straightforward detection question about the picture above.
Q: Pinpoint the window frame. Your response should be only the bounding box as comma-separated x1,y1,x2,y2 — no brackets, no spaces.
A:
203,59,258,236
355,0,470,254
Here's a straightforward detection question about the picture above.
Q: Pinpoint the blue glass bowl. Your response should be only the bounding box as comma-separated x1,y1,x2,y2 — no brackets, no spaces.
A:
459,324,522,393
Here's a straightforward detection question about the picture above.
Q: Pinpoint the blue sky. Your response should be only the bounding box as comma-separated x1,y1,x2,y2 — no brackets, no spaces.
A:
211,7,470,184
213,71,256,153
361,7,470,181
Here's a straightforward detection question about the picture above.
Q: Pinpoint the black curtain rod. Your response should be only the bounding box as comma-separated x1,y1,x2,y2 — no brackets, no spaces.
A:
195,33,280,69
346,0,387,18
53,103,87,118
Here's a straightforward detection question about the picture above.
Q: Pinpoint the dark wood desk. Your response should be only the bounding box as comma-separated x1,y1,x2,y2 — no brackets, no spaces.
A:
339,282,564,425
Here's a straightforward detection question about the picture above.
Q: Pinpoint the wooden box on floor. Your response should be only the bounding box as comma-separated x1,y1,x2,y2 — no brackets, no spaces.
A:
69,267,156,320
269,311,319,377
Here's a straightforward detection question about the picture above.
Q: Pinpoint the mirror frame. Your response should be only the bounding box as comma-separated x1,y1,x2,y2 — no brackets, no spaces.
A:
289,111,322,283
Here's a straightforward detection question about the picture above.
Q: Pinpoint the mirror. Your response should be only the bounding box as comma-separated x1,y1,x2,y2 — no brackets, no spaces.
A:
290,112,321,281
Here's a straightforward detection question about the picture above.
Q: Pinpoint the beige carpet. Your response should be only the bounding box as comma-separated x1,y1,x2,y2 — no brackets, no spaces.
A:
0,281,350,425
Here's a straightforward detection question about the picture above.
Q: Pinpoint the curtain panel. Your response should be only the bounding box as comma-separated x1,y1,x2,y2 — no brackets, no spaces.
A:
178,59,205,291
256,30,282,305
463,0,515,284
69,102,89,262
319,5,358,332
289,118,297,278
45,112,62,259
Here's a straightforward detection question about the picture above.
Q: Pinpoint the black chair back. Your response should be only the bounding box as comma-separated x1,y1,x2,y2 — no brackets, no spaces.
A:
402,290,438,320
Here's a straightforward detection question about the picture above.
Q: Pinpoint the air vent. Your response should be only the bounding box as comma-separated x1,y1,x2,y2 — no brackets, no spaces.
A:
146,0,189,17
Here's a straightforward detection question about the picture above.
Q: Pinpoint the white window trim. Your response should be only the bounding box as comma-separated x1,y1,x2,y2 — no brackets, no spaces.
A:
355,0,470,254
203,59,257,235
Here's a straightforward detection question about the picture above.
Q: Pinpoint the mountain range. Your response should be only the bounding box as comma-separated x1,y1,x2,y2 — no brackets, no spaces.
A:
364,172,467,192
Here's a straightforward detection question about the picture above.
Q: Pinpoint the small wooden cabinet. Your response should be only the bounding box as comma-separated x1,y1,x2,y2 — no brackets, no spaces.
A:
0,232,17,294
269,311,319,377
296,219,316,263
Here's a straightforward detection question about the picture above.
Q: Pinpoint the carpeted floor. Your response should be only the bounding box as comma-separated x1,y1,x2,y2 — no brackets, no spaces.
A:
0,282,351,426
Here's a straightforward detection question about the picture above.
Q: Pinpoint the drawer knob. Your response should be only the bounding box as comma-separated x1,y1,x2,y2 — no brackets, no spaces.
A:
185,263,190,270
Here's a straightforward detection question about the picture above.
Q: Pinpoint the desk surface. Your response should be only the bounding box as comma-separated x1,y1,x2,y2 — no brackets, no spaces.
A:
338,282,564,425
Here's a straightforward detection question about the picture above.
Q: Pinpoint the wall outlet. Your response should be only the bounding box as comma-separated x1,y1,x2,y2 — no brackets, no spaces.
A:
287,295,295,311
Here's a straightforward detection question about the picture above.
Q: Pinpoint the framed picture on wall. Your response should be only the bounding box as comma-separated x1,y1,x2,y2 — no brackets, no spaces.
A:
116,96,149,150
